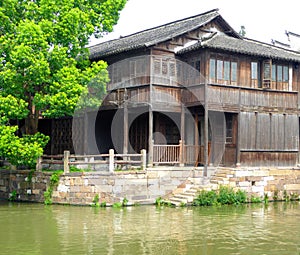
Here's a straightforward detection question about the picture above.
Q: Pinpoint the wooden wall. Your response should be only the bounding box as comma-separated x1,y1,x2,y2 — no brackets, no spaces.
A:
239,112,298,166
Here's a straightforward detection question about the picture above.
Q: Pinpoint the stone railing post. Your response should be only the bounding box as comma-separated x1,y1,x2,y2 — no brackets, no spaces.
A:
36,157,42,172
109,149,114,173
141,149,147,170
64,150,70,174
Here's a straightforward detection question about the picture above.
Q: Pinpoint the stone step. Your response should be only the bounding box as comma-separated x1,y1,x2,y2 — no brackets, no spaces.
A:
210,176,228,182
174,194,195,202
169,197,188,205
215,173,229,178
184,191,198,196
167,200,181,207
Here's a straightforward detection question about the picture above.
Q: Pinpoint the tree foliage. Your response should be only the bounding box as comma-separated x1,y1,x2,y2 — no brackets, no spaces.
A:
0,0,126,167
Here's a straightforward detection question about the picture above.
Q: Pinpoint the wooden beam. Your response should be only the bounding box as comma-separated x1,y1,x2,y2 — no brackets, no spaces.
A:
152,46,174,53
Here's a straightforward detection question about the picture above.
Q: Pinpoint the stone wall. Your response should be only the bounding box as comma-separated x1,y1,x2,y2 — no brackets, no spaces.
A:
0,170,50,202
0,168,202,205
212,168,300,200
1,167,300,205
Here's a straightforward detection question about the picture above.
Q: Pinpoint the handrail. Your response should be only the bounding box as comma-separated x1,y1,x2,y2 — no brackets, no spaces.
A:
153,141,184,165
37,149,147,173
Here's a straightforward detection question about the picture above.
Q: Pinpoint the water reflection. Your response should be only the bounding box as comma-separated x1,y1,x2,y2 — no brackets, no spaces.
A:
0,201,299,255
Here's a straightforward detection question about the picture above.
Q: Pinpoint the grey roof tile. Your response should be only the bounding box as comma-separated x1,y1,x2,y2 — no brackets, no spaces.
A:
178,33,300,62
89,9,225,59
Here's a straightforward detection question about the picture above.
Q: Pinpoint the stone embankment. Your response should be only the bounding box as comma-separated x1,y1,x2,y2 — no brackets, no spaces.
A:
166,167,300,205
1,167,300,206
0,167,203,205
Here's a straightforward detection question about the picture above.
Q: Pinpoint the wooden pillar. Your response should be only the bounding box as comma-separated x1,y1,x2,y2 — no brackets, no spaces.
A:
148,107,153,167
194,113,199,165
123,102,128,155
180,104,185,166
204,82,209,176
179,140,184,166
236,87,241,167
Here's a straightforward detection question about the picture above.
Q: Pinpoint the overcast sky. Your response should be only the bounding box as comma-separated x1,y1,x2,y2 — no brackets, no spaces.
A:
91,0,300,46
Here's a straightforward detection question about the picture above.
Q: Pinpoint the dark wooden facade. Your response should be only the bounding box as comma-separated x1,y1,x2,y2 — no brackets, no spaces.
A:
42,9,300,168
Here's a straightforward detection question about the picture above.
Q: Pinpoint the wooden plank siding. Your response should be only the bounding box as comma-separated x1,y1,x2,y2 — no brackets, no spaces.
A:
240,112,298,151
239,112,298,166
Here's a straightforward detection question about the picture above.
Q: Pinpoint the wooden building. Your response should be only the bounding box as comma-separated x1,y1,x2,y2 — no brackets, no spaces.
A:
44,9,300,168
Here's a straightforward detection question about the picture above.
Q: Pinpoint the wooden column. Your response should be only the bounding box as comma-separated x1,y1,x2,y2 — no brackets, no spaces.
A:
236,87,241,167
148,107,153,167
194,113,199,165
123,102,128,155
204,82,209,176
180,104,185,166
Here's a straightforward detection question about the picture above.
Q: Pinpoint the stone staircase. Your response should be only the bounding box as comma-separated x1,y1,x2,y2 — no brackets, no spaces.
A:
167,186,200,206
210,167,235,185
165,167,234,206
165,177,215,206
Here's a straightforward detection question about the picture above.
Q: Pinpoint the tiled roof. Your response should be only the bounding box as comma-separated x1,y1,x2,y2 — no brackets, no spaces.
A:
89,9,239,60
178,33,300,62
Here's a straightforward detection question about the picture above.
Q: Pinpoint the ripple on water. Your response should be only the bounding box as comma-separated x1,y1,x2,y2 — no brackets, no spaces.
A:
0,202,300,255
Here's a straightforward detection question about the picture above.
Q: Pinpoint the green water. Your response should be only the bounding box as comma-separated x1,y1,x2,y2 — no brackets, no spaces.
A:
0,201,299,255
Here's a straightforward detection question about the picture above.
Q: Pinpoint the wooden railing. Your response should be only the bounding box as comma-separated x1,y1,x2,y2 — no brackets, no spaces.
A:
37,149,147,174
106,56,204,91
152,143,208,166
183,84,298,111
153,143,181,164
208,84,298,110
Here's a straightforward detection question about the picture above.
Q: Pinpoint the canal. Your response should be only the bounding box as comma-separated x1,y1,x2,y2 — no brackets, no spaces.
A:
0,201,299,255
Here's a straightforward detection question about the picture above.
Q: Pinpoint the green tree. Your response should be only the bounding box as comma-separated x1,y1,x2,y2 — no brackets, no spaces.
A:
0,0,126,167
0,0,126,134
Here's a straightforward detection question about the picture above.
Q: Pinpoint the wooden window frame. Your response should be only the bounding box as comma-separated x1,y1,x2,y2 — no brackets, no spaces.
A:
251,61,261,88
270,62,289,90
209,57,238,85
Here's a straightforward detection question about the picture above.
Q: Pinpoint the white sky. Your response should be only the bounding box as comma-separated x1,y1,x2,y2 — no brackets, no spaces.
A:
90,0,300,46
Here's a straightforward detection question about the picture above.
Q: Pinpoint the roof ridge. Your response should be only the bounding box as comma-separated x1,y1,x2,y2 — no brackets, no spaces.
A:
244,37,300,55
89,8,220,49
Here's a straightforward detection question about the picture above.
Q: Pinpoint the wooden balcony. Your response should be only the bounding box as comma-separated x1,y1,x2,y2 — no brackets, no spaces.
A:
106,55,203,91
184,84,298,112
106,56,298,112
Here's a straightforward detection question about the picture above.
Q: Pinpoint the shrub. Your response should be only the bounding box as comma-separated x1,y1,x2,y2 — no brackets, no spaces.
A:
192,186,247,206
0,126,49,169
